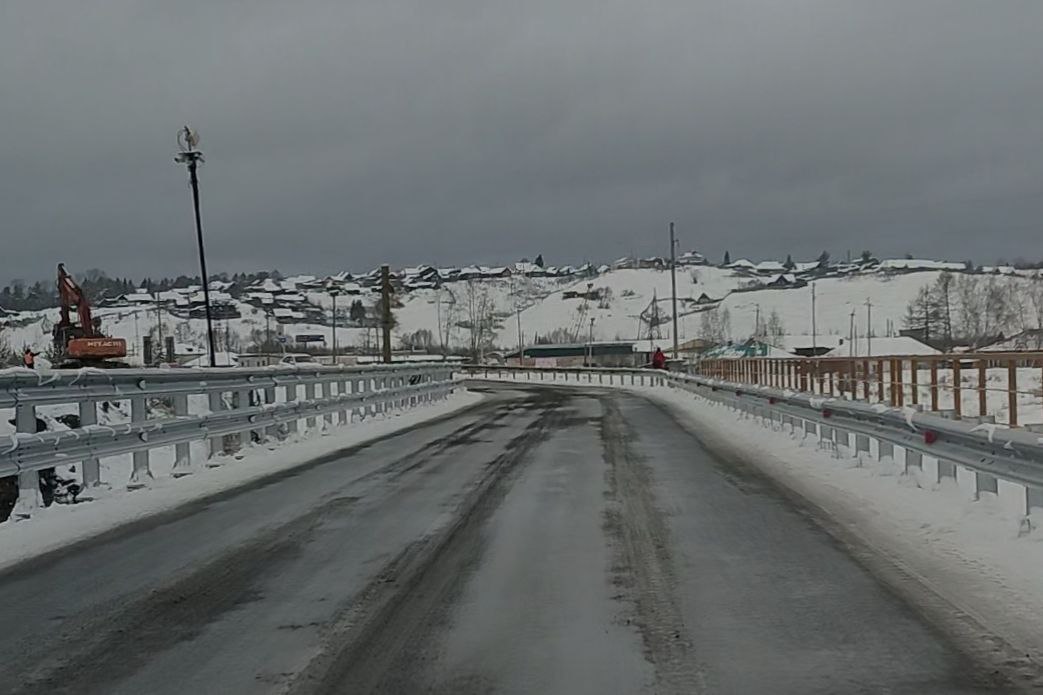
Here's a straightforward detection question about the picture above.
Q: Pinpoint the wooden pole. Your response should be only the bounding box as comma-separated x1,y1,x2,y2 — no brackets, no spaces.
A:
1008,359,1018,427
381,264,393,364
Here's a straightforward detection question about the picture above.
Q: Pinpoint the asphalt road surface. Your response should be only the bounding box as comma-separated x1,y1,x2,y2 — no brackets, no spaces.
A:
0,386,1026,694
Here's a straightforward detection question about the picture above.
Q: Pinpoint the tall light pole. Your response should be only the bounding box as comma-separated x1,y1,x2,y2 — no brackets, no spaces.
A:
174,126,217,367
328,285,341,363
669,222,679,359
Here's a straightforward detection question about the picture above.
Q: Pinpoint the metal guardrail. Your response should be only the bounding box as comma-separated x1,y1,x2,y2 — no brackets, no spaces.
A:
463,365,1043,514
2,363,455,518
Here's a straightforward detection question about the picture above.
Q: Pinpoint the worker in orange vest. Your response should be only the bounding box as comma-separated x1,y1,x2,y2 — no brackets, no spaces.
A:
23,348,36,369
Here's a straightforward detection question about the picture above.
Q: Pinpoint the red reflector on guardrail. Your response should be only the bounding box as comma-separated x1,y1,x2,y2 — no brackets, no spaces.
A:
924,430,938,445
822,409,832,419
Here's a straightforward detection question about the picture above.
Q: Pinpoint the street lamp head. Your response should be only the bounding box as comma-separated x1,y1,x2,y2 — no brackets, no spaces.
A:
177,125,201,152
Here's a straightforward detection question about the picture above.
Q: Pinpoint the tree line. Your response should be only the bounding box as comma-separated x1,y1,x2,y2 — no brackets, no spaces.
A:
904,271,1043,349
0,269,285,312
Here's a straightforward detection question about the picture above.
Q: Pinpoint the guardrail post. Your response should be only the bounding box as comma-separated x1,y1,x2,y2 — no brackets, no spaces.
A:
285,381,299,434
264,386,278,440
323,380,334,430
936,459,957,482
854,433,870,457
304,382,317,430
1026,486,1043,517
208,390,225,458
338,378,349,424
129,395,151,487
975,471,998,499
904,449,922,474
78,399,101,487
1007,359,1018,427
11,403,41,517
172,394,192,475
877,441,894,461
239,387,257,446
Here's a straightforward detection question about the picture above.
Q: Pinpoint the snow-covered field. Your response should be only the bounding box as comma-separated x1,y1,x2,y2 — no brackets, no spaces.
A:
0,388,483,572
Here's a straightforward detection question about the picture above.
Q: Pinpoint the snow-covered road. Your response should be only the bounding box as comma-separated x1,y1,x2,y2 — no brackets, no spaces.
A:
0,385,1032,693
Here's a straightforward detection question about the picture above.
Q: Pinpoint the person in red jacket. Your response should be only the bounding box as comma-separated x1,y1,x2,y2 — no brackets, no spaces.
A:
651,347,666,370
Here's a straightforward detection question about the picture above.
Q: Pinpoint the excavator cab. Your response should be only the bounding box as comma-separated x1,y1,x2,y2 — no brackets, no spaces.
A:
51,263,128,368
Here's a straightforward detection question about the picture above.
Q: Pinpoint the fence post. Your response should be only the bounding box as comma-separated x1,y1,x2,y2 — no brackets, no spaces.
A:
894,358,904,407
172,394,192,475
909,358,918,406
129,395,151,487
11,403,40,516
79,399,102,487
953,358,962,420
876,359,885,403
1008,359,1018,427
862,359,871,400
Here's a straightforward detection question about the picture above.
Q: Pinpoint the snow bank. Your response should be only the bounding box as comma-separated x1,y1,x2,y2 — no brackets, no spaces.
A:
0,389,484,573
641,385,1043,672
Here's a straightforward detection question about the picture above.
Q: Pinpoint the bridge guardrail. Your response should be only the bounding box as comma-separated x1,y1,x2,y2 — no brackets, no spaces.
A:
2,363,455,519
463,365,1043,515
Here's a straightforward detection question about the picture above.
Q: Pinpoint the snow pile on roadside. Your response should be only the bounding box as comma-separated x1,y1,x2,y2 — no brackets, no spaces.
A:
0,389,483,573
640,385,1043,667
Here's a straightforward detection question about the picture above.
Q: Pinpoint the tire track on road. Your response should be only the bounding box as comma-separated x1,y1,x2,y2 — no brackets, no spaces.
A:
600,396,707,694
284,390,569,695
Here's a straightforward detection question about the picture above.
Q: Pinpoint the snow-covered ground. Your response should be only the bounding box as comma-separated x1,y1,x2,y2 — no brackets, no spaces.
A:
643,385,1043,674
11,264,1039,357
0,388,483,572
5,260,1043,369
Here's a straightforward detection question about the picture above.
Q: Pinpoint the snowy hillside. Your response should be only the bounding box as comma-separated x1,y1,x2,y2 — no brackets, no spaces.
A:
3,260,1041,358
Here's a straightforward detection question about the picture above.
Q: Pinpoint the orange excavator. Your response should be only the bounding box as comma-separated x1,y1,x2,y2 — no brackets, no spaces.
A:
51,263,128,368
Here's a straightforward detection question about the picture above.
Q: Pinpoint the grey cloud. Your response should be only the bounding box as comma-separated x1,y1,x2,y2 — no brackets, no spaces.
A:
1,0,1042,285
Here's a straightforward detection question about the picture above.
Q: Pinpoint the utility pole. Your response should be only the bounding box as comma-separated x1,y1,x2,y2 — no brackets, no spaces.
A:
811,282,818,352
328,285,341,363
380,264,392,364
669,222,679,359
154,292,163,364
264,308,271,351
174,126,217,368
588,317,595,366
754,303,761,339
865,298,873,357
849,309,856,357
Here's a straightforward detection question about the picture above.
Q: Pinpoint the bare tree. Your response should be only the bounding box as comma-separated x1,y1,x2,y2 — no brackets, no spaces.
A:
699,307,732,344
460,279,497,361
436,287,459,357
766,309,785,343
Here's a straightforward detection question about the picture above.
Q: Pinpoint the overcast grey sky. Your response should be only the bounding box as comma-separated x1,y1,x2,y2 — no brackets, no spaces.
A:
1,1,1041,283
